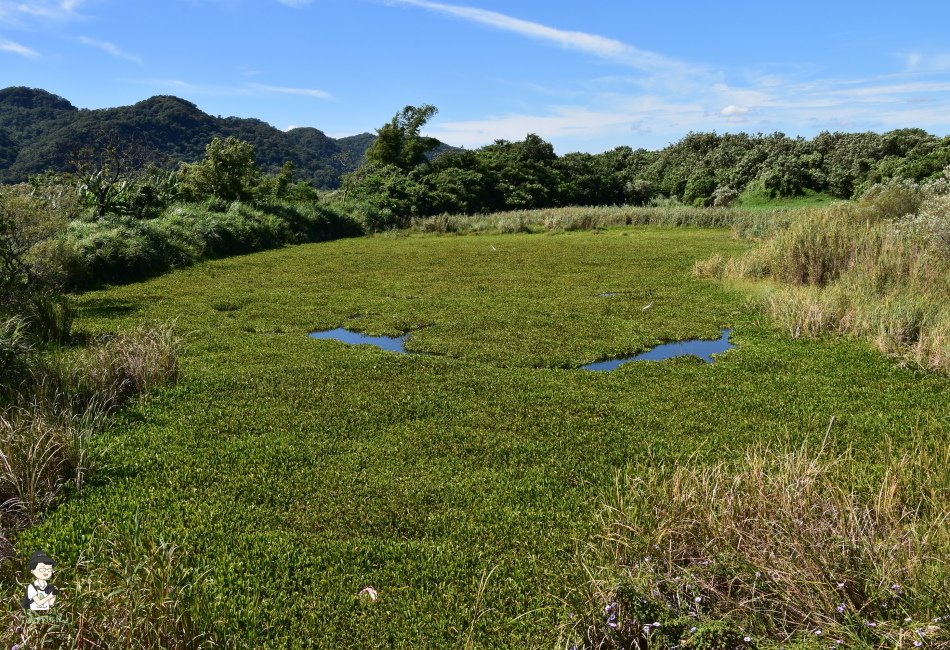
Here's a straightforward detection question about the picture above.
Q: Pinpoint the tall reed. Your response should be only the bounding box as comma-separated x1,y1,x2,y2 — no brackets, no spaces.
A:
695,175,950,374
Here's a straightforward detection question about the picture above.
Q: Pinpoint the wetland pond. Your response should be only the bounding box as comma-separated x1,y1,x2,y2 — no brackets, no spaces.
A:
309,327,735,370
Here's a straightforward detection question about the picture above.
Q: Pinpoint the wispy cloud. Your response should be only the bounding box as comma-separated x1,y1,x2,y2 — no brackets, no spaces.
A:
388,0,699,76
247,83,333,99
384,1,950,150
79,36,143,64
0,0,84,22
277,0,313,6
135,79,334,101
902,52,950,73
0,37,39,58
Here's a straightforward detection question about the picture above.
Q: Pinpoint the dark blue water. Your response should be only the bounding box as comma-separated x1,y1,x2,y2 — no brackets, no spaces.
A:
582,328,734,371
309,328,410,353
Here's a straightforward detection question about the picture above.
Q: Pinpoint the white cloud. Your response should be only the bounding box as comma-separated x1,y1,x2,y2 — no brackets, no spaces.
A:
720,105,748,117
0,37,39,58
389,0,700,76
79,36,143,64
277,0,313,6
247,83,333,100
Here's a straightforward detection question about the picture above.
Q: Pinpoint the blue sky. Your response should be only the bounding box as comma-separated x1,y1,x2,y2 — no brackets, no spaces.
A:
3,0,950,153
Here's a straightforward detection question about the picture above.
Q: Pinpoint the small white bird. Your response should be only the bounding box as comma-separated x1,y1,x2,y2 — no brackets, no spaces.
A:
642,302,653,310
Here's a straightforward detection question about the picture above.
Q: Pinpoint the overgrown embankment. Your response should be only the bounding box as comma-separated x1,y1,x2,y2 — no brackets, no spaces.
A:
695,174,950,374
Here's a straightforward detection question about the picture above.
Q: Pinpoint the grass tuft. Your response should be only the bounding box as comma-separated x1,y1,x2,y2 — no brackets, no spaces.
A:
1,520,215,649
565,442,950,649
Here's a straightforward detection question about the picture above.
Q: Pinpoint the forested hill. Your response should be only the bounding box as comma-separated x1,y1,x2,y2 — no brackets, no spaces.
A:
0,86,452,188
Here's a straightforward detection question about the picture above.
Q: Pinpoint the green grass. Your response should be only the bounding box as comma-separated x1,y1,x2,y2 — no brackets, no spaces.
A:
737,188,839,212
9,226,948,647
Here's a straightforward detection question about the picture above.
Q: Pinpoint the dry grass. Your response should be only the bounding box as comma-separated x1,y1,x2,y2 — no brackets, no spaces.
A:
0,402,105,529
406,205,790,237
694,174,950,374
565,441,950,649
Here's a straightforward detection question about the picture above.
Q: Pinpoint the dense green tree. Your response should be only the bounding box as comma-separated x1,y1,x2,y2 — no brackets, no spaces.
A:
179,136,261,202
365,105,441,171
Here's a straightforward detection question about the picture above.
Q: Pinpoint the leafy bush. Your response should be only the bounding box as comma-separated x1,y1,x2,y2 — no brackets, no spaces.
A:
0,316,32,399
63,202,360,288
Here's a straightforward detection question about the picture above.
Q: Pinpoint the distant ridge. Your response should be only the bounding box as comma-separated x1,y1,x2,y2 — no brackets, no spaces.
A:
0,87,457,188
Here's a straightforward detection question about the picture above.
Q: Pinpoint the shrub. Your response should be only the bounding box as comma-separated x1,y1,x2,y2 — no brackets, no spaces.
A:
21,288,74,346
0,316,32,399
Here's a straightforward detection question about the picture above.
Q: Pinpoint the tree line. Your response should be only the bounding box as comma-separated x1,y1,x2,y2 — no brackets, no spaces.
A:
341,105,950,229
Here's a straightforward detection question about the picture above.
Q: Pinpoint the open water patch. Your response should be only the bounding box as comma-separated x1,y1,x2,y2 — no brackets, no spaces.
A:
309,327,736,369
310,328,411,353
582,328,734,371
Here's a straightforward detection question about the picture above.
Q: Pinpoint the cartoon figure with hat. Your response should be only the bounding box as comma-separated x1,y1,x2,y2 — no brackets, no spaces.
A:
21,551,58,612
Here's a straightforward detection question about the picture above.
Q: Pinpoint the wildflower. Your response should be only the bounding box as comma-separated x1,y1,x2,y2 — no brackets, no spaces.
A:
837,603,846,613
814,629,822,636
694,596,702,603
754,571,761,578
914,642,922,647
652,622,660,627
689,627,697,633
867,621,878,628
744,636,751,642
837,582,846,589
643,625,651,633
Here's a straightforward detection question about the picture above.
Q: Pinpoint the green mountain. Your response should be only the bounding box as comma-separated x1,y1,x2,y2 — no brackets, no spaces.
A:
0,87,454,188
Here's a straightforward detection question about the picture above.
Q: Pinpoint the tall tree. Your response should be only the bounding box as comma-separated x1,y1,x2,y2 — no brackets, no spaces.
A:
364,105,440,171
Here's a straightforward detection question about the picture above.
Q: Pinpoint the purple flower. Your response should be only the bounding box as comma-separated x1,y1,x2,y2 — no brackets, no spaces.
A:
743,636,751,642
914,642,922,648
689,627,697,633
814,629,822,636
694,596,702,603
837,603,846,613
